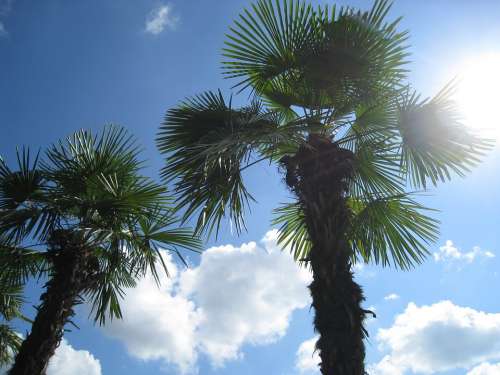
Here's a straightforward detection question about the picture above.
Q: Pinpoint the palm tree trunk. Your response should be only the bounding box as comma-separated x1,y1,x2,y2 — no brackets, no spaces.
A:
308,233,367,375
9,232,96,375
283,134,368,375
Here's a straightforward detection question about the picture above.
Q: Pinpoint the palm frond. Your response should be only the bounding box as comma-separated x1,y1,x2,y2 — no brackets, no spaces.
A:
349,193,439,269
80,205,200,323
42,126,171,231
272,201,311,262
0,207,59,244
44,125,142,185
137,211,201,252
0,283,23,321
87,174,169,225
349,139,404,197
222,0,317,91
273,192,439,271
321,92,404,198
0,324,22,366
0,148,53,242
0,274,26,366
223,0,409,113
85,240,137,325
0,239,46,286
87,271,134,325
157,91,300,236
397,82,493,188
0,148,43,211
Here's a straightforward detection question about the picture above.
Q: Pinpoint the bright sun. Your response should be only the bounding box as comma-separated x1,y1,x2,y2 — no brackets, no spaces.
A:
456,53,500,138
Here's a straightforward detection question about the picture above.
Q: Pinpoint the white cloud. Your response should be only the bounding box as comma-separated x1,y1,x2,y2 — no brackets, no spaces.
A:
368,355,403,375
353,262,377,278
434,240,494,264
295,336,320,373
103,230,311,372
0,339,101,375
467,362,500,375
145,3,178,35
0,22,6,37
102,253,200,373
353,262,364,272
384,293,399,301
365,305,378,325
369,301,500,374
47,339,102,375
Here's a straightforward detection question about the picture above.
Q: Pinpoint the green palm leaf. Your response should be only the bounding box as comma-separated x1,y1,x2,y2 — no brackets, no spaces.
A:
0,240,46,286
348,193,439,269
223,0,409,113
0,325,22,366
272,201,310,262
273,192,439,270
0,148,43,210
222,0,317,91
0,276,28,366
397,83,493,188
158,91,307,235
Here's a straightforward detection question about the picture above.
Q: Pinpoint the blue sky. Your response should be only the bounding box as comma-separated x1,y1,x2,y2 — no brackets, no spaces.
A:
1,0,500,374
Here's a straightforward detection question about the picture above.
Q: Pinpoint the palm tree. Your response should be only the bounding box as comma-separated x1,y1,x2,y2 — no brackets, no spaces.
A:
0,126,200,375
157,1,491,373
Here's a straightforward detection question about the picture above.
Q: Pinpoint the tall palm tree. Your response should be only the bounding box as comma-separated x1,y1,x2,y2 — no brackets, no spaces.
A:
157,1,491,373
0,126,200,375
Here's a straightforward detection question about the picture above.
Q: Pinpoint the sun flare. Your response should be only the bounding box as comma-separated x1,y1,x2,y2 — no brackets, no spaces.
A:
456,53,500,138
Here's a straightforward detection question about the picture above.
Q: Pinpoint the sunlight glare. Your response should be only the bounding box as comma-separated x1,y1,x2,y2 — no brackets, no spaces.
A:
456,53,500,138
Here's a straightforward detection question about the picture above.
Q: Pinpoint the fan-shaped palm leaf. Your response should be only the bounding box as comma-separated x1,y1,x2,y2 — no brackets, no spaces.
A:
223,0,409,113
397,83,492,188
273,192,438,270
157,91,307,235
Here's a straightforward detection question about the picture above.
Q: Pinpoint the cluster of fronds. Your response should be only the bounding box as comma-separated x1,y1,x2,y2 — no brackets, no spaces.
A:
157,0,491,270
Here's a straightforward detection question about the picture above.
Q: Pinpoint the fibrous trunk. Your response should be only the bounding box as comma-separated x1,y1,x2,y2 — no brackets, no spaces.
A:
283,134,368,375
9,231,97,375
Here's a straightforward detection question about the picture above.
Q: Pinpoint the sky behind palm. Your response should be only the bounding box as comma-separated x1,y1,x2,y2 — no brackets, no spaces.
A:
1,1,500,374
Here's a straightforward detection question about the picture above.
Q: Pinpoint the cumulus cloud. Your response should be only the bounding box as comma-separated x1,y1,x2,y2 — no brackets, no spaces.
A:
295,336,319,373
353,262,377,279
434,240,494,264
102,257,201,373
0,22,6,36
47,339,102,375
467,362,500,375
368,355,403,375
384,293,399,301
369,301,500,374
365,305,378,325
103,230,311,373
1,339,101,375
145,3,178,35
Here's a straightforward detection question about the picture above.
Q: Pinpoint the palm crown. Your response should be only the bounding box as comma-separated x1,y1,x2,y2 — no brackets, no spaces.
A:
157,0,490,270
0,126,200,372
